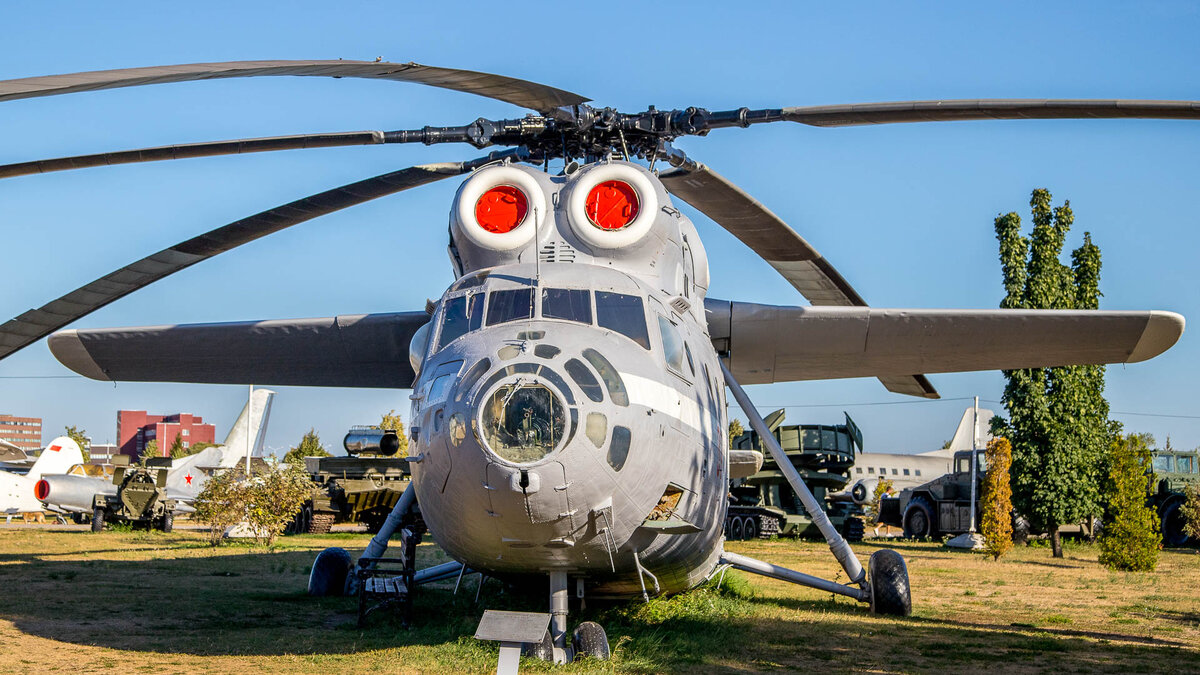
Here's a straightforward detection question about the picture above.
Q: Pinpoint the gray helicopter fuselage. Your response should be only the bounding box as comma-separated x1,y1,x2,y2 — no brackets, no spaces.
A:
407,161,729,596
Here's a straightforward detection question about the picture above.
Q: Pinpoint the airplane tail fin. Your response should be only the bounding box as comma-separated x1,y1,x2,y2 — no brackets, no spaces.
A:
28,436,85,481
924,406,994,456
216,388,276,468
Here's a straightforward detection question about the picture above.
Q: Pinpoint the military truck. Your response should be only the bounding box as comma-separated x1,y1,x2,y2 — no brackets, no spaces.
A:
726,411,866,541
1150,447,1200,546
877,449,984,538
91,455,177,533
290,428,411,534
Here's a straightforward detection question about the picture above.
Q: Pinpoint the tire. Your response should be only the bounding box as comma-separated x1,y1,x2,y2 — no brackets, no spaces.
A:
308,547,352,596
744,515,760,540
90,507,105,533
522,629,554,661
161,511,174,533
902,497,934,539
1161,499,1190,547
729,516,745,541
868,549,912,616
843,516,865,542
572,621,611,661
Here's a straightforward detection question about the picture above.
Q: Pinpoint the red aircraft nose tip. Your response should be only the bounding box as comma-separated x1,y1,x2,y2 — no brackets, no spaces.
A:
34,479,49,501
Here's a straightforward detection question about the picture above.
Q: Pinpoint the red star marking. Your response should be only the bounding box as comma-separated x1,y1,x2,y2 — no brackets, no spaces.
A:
185,473,193,485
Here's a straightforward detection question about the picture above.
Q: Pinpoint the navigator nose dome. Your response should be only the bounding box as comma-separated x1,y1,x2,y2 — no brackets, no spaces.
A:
479,378,567,464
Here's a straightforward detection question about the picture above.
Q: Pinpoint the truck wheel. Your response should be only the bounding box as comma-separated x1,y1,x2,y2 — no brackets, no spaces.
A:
744,516,760,540
1161,499,1190,547
868,549,912,616
902,498,934,539
161,511,174,533
729,516,745,541
90,507,105,533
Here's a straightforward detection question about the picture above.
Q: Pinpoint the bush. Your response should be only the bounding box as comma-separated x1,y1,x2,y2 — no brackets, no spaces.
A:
867,478,894,524
194,469,246,546
1098,434,1161,572
981,437,1014,560
1181,482,1200,542
194,462,313,547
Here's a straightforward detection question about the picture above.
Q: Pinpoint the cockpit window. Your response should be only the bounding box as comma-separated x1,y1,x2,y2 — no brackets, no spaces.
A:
542,288,592,324
437,294,483,350
481,382,565,464
486,288,534,325
595,291,650,349
657,315,686,376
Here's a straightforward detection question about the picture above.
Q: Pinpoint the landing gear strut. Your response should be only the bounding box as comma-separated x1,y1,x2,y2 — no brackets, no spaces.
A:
721,362,912,616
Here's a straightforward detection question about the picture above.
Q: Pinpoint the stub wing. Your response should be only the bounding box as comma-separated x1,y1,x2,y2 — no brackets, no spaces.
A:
705,299,1184,385
48,312,429,388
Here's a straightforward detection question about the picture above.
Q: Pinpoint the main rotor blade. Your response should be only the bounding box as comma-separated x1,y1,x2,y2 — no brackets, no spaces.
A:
0,150,513,361
0,131,392,179
779,99,1200,127
0,60,588,112
659,149,938,399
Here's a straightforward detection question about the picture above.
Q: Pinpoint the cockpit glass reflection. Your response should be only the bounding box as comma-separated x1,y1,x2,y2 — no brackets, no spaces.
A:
486,288,534,325
542,288,592,324
438,293,483,350
595,291,650,349
481,382,565,464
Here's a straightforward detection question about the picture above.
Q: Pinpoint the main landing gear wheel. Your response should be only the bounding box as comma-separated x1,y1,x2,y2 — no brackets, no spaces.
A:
868,549,912,616
308,547,352,596
902,497,934,539
572,621,611,661
90,507,105,533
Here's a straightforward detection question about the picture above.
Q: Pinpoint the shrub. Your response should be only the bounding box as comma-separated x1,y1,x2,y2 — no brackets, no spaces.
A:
243,462,314,547
1098,433,1161,572
981,437,1014,560
1181,482,1200,541
194,469,246,546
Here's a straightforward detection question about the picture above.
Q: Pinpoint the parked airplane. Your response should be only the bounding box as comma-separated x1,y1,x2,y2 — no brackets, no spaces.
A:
0,439,29,468
1,436,84,517
844,407,994,502
35,389,275,514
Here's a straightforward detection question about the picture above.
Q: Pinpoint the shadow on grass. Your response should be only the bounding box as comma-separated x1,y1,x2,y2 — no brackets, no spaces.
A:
0,534,1193,672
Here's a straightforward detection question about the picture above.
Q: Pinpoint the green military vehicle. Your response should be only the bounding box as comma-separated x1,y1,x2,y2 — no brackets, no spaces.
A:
1151,447,1199,546
877,449,984,538
290,428,411,534
726,411,866,541
92,455,177,533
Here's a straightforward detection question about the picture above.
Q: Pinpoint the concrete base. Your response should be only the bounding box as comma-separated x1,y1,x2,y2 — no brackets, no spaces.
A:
946,532,986,550
223,522,268,539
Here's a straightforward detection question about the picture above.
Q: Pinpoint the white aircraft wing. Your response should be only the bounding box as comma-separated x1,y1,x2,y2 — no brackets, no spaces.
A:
706,299,1184,385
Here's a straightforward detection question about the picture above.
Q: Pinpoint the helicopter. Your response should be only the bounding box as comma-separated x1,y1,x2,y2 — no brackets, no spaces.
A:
0,60,1190,663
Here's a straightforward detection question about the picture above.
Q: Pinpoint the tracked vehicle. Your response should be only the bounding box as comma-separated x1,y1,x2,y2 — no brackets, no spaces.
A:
291,428,411,534
727,411,866,541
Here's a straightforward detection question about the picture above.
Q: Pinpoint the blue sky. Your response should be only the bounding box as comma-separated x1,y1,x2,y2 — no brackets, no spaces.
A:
1,2,1197,455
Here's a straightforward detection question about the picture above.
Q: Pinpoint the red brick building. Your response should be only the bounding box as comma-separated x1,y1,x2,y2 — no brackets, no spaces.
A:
0,414,42,452
117,410,215,458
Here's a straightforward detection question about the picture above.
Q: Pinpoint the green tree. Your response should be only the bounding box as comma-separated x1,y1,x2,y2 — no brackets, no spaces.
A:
173,441,217,459
980,437,1014,561
1098,433,1161,571
282,428,329,466
64,425,90,463
867,478,894,525
991,189,1112,558
728,419,745,448
141,439,159,462
168,434,185,458
372,410,410,455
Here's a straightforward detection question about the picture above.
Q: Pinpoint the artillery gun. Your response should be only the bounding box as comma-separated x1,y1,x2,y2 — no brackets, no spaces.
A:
290,428,411,534
726,411,866,541
91,455,177,532
1151,447,1200,546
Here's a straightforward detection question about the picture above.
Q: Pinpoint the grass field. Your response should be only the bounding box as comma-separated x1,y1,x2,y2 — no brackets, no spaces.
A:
0,527,1196,674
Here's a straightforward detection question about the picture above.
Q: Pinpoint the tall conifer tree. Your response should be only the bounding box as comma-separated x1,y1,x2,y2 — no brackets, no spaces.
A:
992,189,1112,558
